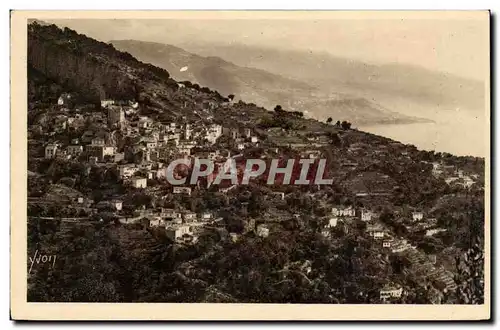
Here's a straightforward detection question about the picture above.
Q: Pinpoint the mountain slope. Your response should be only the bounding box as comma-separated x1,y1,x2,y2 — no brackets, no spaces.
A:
110,40,315,100
180,42,485,113
27,22,242,125
109,40,430,125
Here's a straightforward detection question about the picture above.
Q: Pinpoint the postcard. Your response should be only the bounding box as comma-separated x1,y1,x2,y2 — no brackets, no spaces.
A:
10,10,490,320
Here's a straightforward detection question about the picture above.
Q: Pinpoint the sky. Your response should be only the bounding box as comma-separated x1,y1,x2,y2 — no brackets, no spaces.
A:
48,12,489,81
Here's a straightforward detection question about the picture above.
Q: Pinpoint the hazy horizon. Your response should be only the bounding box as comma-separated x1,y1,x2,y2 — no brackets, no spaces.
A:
47,17,488,82
40,15,488,157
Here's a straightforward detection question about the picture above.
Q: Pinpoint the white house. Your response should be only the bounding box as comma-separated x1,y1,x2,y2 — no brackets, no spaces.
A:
229,232,240,242
182,211,197,223
332,206,356,217
67,145,83,157
165,225,192,242
110,200,123,211
45,143,58,159
161,208,182,221
206,124,223,144
366,224,385,240
380,285,403,300
326,217,338,228
425,228,447,236
101,99,115,108
118,164,138,179
200,212,213,221
149,217,165,227
131,177,147,189
91,137,106,146
463,177,475,188
184,123,193,140
173,186,192,196
85,144,115,161
138,116,154,129
412,212,424,222
256,225,270,238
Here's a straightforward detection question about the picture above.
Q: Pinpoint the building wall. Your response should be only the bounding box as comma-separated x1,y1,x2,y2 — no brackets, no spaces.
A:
132,178,147,188
45,145,58,158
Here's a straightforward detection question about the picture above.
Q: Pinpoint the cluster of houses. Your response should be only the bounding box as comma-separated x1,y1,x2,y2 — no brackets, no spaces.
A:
431,162,477,189
34,93,472,302
321,205,375,237
119,207,218,244
403,212,447,237
43,96,265,192
323,205,456,301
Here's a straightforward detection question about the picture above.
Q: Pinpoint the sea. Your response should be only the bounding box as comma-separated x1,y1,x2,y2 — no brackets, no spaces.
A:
359,107,487,158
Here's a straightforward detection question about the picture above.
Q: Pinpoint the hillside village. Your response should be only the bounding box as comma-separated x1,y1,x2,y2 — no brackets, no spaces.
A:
26,22,485,304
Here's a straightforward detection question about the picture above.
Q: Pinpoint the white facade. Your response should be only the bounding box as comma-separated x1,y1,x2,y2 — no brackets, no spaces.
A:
91,137,105,146
149,218,164,227
131,177,147,188
184,124,192,140
332,206,356,217
111,200,123,211
165,225,192,241
138,117,153,128
67,145,83,156
206,124,222,144
380,286,403,300
326,217,338,228
45,144,58,159
173,187,192,196
118,164,138,179
101,99,115,108
256,225,270,238
412,212,424,222
182,212,197,223
200,212,213,220
425,228,446,236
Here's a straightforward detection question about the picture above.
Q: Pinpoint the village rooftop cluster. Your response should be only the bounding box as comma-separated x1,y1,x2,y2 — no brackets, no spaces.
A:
29,85,483,304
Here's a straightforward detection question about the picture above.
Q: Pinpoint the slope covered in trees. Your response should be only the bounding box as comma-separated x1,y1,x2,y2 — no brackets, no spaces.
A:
28,22,175,103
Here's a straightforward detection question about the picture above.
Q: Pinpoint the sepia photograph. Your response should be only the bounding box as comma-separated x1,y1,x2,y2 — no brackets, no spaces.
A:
10,10,490,320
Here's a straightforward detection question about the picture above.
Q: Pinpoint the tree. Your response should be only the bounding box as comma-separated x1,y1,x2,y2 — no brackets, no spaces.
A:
326,117,333,124
341,121,352,130
228,94,235,101
455,240,484,304
274,105,283,112
335,120,341,127
327,132,341,147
